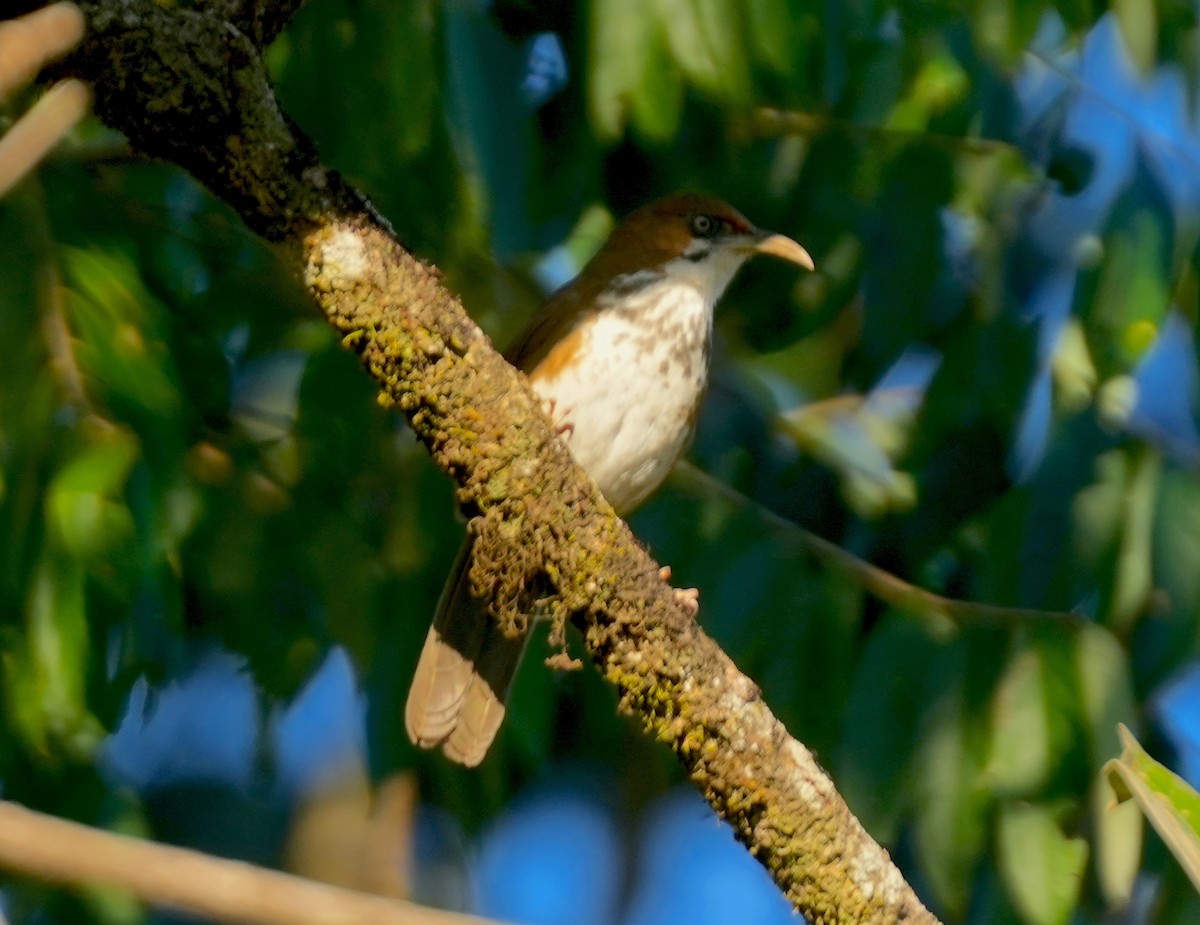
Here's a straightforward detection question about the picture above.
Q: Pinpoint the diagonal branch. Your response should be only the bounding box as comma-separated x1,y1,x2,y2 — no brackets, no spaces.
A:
196,0,308,49
37,2,942,922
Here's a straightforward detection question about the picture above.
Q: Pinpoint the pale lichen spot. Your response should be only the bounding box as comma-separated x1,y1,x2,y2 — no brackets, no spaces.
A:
302,165,329,189
793,773,821,807
785,739,835,804
307,229,368,290
848,847,905,903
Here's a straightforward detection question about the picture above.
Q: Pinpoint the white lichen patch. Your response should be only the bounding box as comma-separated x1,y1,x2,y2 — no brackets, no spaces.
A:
785,739,836,804
848,845,905,903
306,228,367,290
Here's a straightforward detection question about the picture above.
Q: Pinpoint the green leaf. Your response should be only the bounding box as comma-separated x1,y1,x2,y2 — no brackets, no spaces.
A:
912,644,990,918
4,550,104,759
1091,773,1144,908
745,0,798,75
885,53,970,134
1049,317,1098,412
654,0,751,104
1105,725,1200,895
629,21,685,142
560,205,616,271
589,0,680,141
381,0,439,157
1151,469,1200,671
836,613,938,840
1113,0,1157,74
996,801,1089,925
48,428,139,558
1085,162,1174,378
62,248,181,422
1075,625,1135,764
971,0,1052,66
1073,446,1160,629
1074,624,1141,905
1110,447,1160,629
778,351,940,519
986,634,1051,796
695,0,751,99
1073,449,1126,566
287,0,441,161
1052,0,1098,32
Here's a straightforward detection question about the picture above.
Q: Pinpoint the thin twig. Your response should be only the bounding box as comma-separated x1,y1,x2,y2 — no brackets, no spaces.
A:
0,78,89,196
674,461,1087,630
1020,45,1200,175
743,107,1022,159
0,3,85,97
0,800,494,925
0,4,89,196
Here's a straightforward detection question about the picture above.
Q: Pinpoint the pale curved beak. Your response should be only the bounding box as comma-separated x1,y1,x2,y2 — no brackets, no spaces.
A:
748,231,815,271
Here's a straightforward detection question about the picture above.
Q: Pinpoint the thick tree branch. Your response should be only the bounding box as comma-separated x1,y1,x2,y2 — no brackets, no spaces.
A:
0,800,494,925
31,2,942,922
197,0,307,49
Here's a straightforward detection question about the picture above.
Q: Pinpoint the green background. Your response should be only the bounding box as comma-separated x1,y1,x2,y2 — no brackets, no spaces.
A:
2,1,1200,923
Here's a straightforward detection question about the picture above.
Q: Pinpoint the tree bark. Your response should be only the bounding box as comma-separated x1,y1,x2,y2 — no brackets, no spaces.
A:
17,2,944,922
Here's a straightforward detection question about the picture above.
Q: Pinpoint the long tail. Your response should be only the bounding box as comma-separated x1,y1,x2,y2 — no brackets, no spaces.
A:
404,537,531,767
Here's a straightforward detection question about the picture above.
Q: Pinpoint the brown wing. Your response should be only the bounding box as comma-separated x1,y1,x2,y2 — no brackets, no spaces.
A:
504,274,599,374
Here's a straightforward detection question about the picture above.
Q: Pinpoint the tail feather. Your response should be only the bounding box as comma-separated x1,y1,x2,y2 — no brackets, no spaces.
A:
442,676,507,767
404,626,475,747
405,537,531,766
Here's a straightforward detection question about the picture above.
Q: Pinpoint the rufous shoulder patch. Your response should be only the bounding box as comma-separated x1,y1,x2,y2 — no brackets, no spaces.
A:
528,326,584,383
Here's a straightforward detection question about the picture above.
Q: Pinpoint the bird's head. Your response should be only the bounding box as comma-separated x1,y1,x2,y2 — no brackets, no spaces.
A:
585,193,814,306
507,194,814,372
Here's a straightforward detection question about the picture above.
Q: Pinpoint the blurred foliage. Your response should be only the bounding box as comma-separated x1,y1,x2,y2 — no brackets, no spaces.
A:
4,0,1200,923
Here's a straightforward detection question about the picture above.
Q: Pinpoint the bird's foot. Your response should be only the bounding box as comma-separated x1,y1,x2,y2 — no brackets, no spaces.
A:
541,398,575,439
659,566,699,617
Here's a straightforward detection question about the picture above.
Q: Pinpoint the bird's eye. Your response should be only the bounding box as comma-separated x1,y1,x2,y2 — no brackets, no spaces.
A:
690,214,718,237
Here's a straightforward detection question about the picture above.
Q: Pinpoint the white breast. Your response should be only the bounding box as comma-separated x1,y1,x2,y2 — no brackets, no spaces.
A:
531,281,713,514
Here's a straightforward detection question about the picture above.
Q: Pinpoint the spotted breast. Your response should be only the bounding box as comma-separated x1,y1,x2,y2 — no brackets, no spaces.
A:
528,276,711,513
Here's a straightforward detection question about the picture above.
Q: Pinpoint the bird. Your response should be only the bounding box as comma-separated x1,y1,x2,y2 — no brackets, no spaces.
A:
405,193,814,766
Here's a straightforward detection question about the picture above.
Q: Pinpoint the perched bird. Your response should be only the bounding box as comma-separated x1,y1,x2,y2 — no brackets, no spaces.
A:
405,193,814,766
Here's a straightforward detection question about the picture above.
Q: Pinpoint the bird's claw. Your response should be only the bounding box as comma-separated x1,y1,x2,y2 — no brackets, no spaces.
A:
542,398,575,439
658,566,699,617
